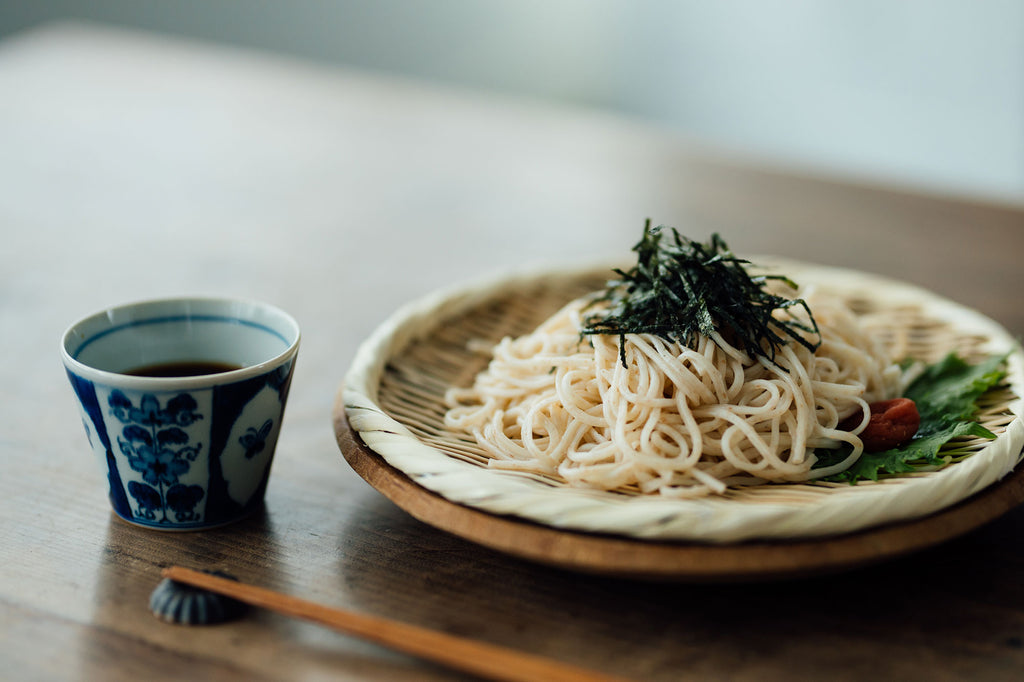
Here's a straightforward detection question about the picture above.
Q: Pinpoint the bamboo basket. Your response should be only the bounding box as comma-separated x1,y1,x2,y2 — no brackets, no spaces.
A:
342,260,1024,544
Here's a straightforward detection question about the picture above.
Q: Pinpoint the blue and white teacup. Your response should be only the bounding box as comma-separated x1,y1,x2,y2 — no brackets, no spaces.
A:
61,297,300,530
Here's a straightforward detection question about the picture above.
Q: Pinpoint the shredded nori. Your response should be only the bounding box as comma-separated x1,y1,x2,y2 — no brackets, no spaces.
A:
581,221,821,367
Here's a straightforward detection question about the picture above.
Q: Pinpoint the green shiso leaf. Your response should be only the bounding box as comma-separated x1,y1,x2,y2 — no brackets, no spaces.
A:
818,352,1007,483
904,352,1008,429
582,221,820,367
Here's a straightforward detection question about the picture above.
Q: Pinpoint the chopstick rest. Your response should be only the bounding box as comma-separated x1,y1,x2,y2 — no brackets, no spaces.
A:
150,570,247,625
155,566,631,682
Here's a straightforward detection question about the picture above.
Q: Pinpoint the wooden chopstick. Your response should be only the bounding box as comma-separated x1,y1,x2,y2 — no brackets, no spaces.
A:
162,566,632,682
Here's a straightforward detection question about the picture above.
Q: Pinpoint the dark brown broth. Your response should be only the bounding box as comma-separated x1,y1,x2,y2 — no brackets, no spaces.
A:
124,360,243,377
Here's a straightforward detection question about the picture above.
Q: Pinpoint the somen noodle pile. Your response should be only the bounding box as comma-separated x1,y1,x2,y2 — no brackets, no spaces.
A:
444,226,902,497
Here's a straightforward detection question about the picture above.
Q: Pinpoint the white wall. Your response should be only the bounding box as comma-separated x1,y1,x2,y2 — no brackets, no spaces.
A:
612,1,1024,204
2,0,1021,203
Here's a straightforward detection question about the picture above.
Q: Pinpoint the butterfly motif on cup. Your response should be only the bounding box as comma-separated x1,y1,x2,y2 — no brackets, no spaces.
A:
239,419,273,459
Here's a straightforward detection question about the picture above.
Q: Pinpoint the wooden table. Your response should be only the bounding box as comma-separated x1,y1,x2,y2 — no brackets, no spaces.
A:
3,22,1023,681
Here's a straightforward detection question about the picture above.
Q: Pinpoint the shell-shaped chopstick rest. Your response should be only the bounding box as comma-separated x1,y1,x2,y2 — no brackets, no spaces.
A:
149,570,247,625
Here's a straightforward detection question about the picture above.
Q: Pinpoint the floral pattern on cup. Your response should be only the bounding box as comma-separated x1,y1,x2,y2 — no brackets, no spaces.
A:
110,390,206,524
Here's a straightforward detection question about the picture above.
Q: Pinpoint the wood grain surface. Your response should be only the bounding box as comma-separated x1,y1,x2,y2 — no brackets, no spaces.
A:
161,566,632,682
3,21,1024,682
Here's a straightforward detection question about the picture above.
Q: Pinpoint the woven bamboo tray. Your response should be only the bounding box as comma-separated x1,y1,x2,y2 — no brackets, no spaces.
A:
337,260,1024,579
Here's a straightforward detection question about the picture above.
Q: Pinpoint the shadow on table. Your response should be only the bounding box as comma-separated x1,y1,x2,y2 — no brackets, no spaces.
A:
87,507,445,680
335,495,1024,681
91,503,283,621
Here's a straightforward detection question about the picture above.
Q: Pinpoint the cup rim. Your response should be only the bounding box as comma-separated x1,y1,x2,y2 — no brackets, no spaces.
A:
61,296,301,389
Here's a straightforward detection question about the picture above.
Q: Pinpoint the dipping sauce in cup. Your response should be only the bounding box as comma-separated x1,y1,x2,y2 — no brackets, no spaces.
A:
61,297,300,530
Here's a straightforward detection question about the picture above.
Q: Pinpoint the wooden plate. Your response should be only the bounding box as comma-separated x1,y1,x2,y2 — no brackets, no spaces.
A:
334,404,1024,581
337,261,1024,579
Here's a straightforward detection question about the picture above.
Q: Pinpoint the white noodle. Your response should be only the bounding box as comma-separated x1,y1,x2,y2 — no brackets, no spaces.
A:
444,291,902,497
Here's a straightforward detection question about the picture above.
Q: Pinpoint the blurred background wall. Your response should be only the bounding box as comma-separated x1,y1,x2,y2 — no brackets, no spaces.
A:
1,0,1021,205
